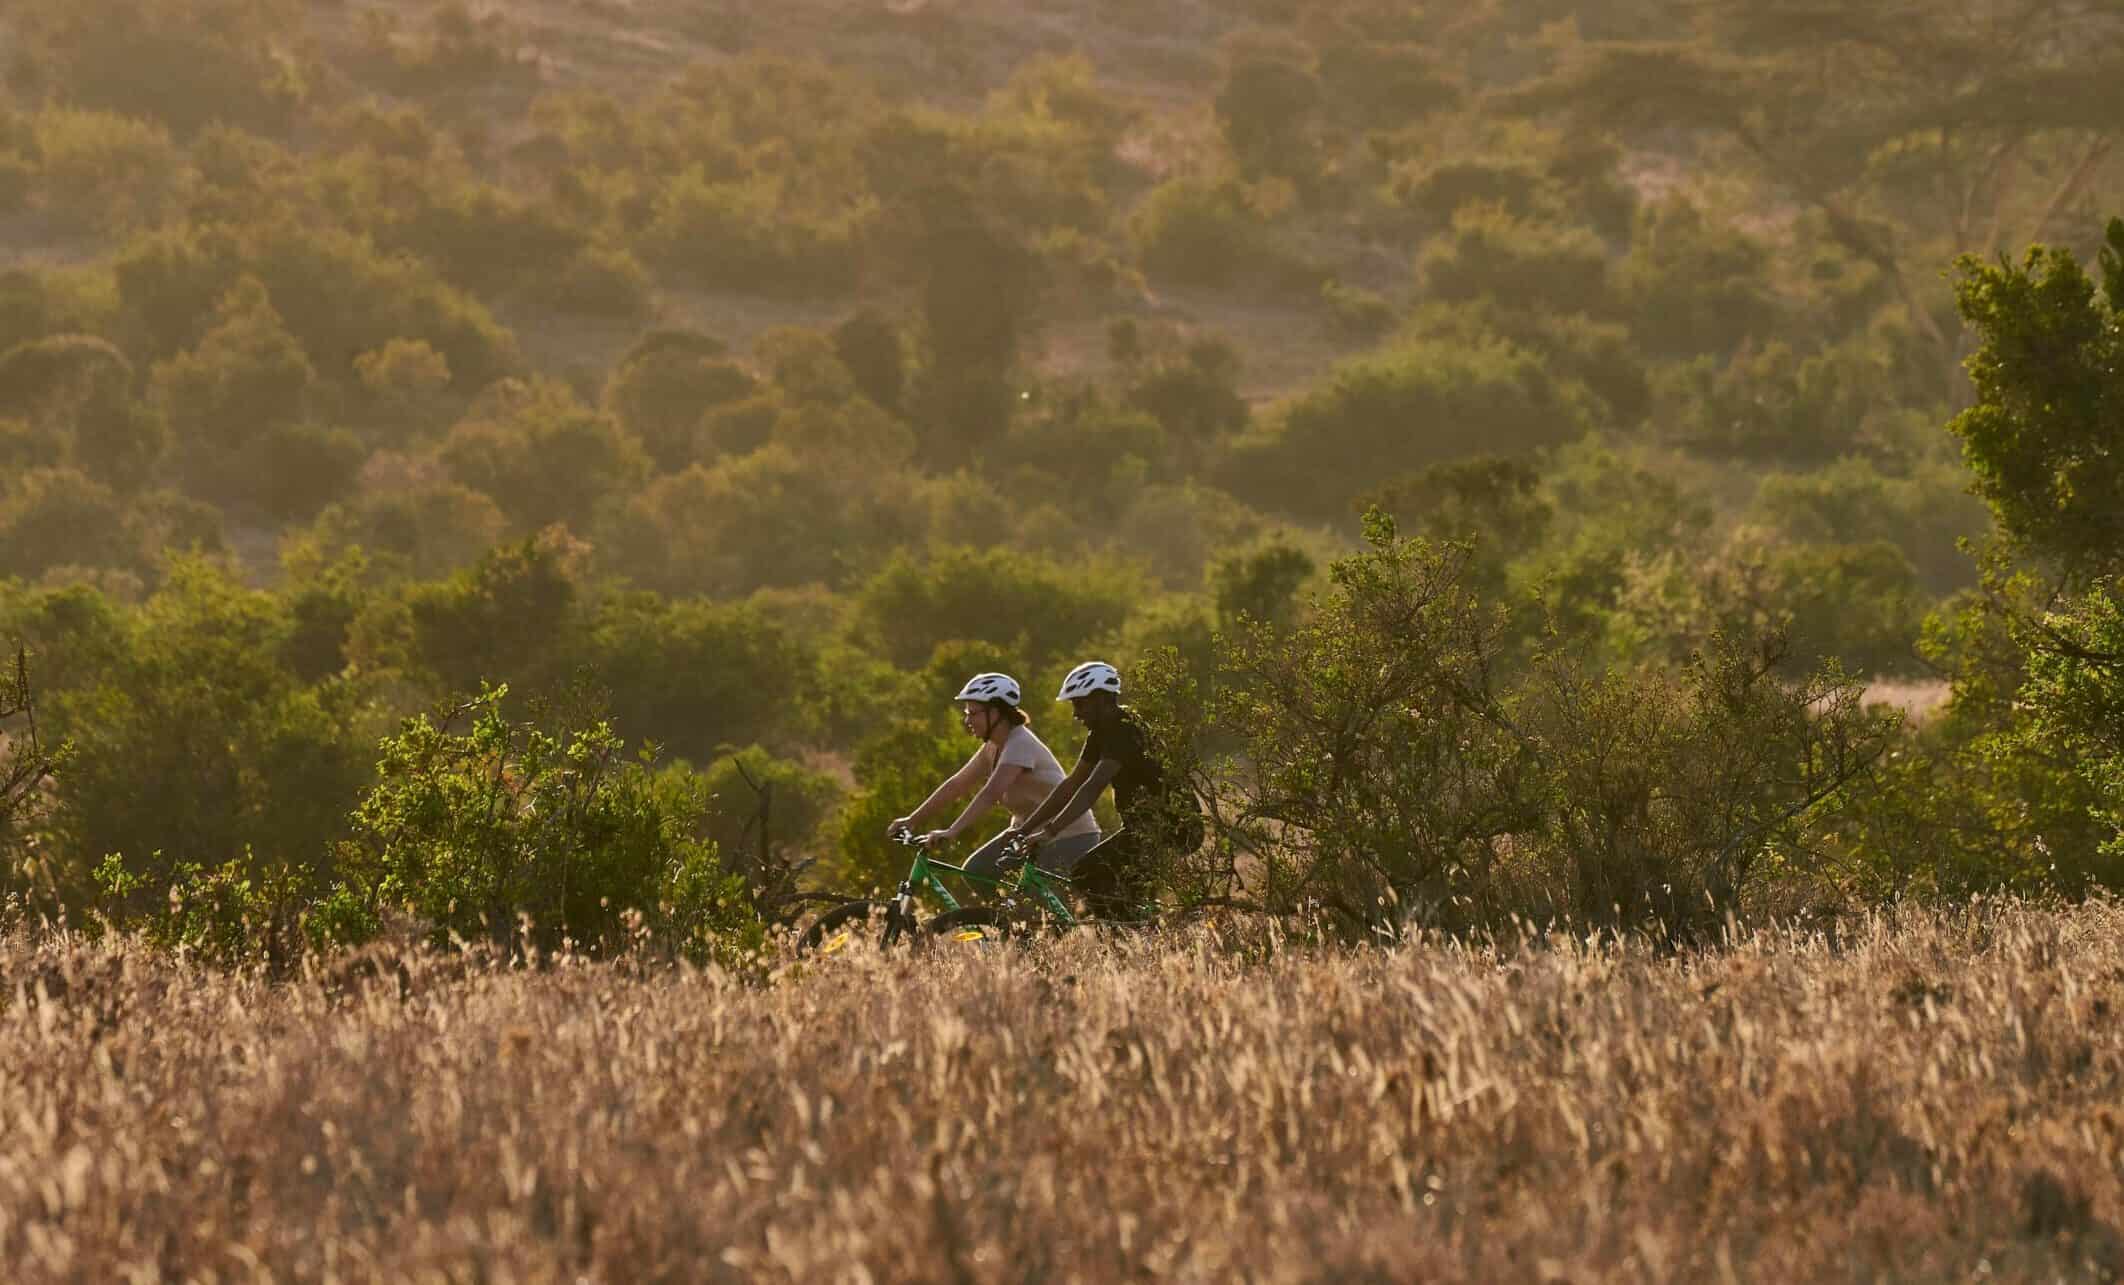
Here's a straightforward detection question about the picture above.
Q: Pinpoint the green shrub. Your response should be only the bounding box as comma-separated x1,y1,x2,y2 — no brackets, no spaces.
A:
1393,158,1546,225
642,169,862,295
0,417,66,474
0,468,143,579
46,560,374,908
15,0,306,136
692,747,844,896
1616,200,1782,359
117,220,519,386
94,853,303,966
831,310,905,413
330,687,761,965
1321,279,1398,341
1652,340,1910,465
403,536,581,698
1157,513,1897,939
353,338,455,444
585,594,821,760
1003,399,1167,493
149,277,318,506
1131,177,1260,287
390,181,588,299
1419,203,1614,317
308,474,509,580
0,333,164,490
1124,337,1251,451
601,344,757,472
33,107,190,233
541,246,654,318
439,378,649,533
602,438,926,597
1223,335,1586,519
1749,458,1987,594
854,545,1138,670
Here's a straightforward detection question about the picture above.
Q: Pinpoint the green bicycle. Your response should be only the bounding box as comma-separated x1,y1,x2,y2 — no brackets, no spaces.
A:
797,829,1078,955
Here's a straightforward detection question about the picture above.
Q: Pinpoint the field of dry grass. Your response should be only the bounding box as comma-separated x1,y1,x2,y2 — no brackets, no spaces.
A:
4,904,2123,1281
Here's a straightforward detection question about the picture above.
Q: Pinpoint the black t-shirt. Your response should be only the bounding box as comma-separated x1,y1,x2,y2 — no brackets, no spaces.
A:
1084,707,1174,825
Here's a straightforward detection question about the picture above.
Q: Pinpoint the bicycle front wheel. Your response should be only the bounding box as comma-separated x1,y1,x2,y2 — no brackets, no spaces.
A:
798,900,911,956
922,906,1013,948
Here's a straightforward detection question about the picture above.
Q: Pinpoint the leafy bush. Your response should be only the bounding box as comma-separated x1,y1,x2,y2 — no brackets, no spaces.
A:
403,536,582,698
831,310,905,413
642,169,863,295
1123,336,1251,452
116,220,518,386
1130,178,1261,287
601,430,925,597
1616,200,1782,359
1419,203,1613,318
1320,279,1397,341
330,687,761,965
149,277,319,508
439,378,649,534
0,468,145,579
585,594,821,760
1222,335,1587,519
1515,630,1895,939
1158,513,1895,940
601,341,757,472
540,246,654,319
0,334,166,491
32,107,190,233
46,560,374,908
854,545,1138,670
353,338,455,444
307,472,509,580
14,0,306,136
1393,157,1547,225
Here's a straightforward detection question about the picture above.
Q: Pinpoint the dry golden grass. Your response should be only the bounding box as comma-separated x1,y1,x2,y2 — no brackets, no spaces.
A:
5,904,2123,1281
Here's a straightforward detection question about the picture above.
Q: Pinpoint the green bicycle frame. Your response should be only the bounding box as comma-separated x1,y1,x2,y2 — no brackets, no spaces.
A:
890,835,1076,927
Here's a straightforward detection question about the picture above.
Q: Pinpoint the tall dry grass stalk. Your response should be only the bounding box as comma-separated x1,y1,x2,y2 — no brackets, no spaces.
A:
4,904,2122,1281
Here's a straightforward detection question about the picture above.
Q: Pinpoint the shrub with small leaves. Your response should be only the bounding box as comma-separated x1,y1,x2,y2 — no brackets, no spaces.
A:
331,686,761,966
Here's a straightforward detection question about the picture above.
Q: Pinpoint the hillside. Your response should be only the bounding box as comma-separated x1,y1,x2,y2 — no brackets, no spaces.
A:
3,0,2124,964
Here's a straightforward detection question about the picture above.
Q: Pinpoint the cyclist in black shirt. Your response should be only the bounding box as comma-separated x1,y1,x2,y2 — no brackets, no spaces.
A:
1013,661,1204,919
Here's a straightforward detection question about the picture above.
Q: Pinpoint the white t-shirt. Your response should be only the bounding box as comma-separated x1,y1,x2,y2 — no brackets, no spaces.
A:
971,725,1100,837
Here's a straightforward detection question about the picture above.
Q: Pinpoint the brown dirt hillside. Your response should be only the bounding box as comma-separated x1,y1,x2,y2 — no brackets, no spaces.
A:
316,0,1375,397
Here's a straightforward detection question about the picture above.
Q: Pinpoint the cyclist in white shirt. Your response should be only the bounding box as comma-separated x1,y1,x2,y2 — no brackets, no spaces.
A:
889,672,1103,879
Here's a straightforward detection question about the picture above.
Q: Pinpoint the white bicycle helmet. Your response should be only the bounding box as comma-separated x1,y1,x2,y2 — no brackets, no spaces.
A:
1056,661,1121,701
953,672,1023,707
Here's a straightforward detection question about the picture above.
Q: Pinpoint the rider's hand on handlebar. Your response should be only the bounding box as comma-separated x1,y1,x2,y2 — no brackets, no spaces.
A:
887,816,916,840
917,829,952,848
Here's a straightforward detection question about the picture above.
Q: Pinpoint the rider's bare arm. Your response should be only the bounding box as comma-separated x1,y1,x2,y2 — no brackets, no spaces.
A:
893,748,988,834
932,762,1028,840
1036,758,1120,838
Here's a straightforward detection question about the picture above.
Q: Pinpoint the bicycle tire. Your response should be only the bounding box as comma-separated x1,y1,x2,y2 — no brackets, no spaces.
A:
921,905,1013,948
797,900,911,956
